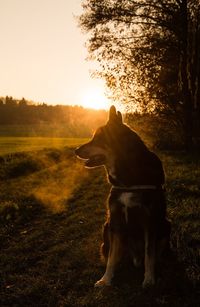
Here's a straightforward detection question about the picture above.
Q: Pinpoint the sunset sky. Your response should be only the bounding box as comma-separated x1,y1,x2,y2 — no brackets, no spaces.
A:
0,0,110,109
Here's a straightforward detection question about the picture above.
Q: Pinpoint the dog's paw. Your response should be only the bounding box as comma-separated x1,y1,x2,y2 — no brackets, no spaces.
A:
94,279,111,288
142,277,155,289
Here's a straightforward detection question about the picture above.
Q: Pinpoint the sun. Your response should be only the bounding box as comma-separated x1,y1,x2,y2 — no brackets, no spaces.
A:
81,87,109,110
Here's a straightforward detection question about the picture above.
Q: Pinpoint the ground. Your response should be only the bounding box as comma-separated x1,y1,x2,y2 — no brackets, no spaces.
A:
0,148,199,306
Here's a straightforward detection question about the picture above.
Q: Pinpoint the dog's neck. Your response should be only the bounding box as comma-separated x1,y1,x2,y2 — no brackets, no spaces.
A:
105,156,164,188
105,163,128,187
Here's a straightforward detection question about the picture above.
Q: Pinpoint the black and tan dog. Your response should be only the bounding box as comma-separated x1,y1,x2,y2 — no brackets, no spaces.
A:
75,105,171,288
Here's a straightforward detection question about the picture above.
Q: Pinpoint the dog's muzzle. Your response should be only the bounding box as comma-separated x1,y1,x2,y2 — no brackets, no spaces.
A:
75,146,83,157
75,146,106,168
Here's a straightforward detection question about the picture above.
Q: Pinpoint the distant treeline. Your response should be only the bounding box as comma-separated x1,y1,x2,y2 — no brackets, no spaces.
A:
0,96,107,137
0,96,193,149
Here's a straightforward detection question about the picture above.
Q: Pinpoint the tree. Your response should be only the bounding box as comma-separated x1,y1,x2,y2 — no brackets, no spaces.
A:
79,0,200,149
19,97,28,106
5,96,17,106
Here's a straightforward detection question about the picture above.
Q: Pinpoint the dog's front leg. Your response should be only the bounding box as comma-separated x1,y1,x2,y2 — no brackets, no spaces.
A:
95,232,122,287
143,230,156,288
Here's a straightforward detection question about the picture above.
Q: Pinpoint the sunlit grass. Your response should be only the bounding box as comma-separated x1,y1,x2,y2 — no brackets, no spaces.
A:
0,147,90,215
0,137,88,156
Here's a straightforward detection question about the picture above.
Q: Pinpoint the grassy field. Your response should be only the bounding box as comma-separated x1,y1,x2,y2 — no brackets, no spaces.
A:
0,147,199,306
0,137,88,156
0,124,90,138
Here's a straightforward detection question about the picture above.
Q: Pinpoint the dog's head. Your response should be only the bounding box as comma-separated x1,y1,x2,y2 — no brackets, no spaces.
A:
76,106,164,186
75,105,125,168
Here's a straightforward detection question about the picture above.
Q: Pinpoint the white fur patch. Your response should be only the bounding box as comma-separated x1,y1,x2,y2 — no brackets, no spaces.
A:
119,192,141,223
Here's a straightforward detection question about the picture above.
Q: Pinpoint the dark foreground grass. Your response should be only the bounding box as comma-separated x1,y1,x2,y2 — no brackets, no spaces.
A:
0,149,199,306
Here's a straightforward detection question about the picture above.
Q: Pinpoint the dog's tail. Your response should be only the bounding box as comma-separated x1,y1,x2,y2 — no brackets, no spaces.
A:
100,222,110,263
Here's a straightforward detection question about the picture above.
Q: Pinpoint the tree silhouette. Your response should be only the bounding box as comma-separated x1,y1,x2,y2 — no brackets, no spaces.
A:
19,98,28,106
79,0,200,149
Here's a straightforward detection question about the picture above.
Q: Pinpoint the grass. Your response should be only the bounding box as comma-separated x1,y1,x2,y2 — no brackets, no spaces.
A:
0,147,199,306
0,124,89,138
0,137,88,156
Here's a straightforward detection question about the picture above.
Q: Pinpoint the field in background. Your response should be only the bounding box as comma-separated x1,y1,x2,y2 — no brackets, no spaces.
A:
0,137,88,156
0,147,199,306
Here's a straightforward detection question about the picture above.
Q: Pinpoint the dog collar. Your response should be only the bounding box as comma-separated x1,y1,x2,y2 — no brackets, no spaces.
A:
111,185,161,191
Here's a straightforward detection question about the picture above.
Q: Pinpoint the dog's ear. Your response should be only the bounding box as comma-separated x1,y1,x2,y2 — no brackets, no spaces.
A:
109,105,122,124
117,111,122,123
109,105,117,121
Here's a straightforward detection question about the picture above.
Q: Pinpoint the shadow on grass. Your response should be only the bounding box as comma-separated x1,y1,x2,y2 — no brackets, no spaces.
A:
84,247,198,307
0,158,199,307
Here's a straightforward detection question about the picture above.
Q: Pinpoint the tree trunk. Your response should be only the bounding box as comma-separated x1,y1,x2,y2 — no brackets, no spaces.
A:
180,0,194,150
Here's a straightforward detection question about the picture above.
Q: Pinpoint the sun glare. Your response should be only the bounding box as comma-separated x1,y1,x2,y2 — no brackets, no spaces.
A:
81,88,109,110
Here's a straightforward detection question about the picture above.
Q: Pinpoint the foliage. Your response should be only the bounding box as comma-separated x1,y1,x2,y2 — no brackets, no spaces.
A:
79,0,200,149
0,149,199,306
125,113,185,150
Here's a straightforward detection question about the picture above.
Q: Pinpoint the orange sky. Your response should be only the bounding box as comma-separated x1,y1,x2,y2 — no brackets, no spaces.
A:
0,0,110,109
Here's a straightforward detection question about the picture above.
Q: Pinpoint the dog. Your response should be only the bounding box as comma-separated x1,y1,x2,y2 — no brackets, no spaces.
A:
75,105,171,288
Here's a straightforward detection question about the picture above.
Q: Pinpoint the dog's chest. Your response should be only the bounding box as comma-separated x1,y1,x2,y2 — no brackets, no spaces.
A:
119,192,142,223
